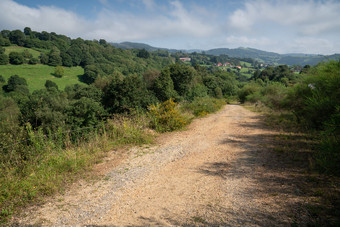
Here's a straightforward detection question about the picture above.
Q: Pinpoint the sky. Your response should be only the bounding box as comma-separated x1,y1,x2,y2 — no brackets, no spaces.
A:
0,0,339,54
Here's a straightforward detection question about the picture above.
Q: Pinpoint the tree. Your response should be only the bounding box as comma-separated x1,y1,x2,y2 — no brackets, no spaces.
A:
137,49,150,59
103,75,157,113
9,30,25,46
9,52,24,65
4,75,28,92
0,37,11,46
48,47,62,66
66,97,105,129
83,65,100,84
28,57,39,65
54,66,64,78
39,53,49,65
0,75,5,83
60,51,73,67
24,27,32,36
300,64,311,74
168,63,195,98
153,67,177,101
99,39,107,46
1,30,10,38
143,68,160,89
0,53,9,65
66,45,82,66
45,80,58,90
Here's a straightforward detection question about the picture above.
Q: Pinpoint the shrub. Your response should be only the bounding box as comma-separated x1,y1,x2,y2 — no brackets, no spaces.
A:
0,53,9,65
28,57,38,65
315,106,340,175
9,52,24,65
238,82,261,103
148,99,188,132
181,97,226,117
54,66,64,78
106,113,152,145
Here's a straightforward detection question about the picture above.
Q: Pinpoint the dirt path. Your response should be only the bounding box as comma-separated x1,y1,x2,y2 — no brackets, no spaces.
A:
14,105,310,226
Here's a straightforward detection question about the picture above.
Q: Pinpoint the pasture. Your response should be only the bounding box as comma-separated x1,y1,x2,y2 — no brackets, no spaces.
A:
0,64,85,91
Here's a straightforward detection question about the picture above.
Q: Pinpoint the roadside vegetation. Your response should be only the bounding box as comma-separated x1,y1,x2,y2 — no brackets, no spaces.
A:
238,60,340,226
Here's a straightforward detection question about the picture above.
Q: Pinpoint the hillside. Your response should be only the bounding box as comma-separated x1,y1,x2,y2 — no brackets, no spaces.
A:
0,64,84,92
110,42,339,66
205,47,281,63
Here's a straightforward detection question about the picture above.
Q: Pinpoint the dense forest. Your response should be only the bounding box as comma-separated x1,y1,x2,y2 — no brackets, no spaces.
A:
0,28,339,223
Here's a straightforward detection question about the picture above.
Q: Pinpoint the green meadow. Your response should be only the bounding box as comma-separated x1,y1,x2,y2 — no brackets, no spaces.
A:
4,46,42,59
0,65,85,91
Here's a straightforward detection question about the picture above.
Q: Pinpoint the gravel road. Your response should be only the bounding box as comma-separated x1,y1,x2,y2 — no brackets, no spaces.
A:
14,104,310,226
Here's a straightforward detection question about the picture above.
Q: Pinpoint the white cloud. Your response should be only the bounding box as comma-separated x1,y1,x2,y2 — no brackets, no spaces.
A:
0,0,215,42
85,0,216,42
287,37,336,54
142,0,155,10
0,0,88,36
229,0,340,36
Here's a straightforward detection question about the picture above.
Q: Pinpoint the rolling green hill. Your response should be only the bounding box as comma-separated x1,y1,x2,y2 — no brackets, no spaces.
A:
0,65,84,92
110,42,339,66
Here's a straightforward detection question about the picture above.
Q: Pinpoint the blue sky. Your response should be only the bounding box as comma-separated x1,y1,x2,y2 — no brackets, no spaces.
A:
0,0,339,54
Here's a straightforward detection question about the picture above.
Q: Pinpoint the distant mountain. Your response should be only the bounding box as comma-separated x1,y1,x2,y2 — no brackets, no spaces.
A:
205,47,281,63
111,42,161,51
111,42,181,53
111,42,339,66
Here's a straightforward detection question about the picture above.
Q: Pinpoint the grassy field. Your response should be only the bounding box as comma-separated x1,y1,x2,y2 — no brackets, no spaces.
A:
4,46,42,59
240,61,252,67
0,65,85,91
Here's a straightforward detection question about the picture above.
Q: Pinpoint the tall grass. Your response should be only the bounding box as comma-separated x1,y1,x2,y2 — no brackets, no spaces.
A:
0,114,153,223
180,97,226,117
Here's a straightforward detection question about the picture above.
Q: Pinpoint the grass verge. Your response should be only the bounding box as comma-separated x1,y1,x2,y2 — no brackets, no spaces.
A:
243,102,340,226
0,113,153,224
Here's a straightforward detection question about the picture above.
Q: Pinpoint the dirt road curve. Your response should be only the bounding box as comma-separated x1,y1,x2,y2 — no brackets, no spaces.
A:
15,105,309,226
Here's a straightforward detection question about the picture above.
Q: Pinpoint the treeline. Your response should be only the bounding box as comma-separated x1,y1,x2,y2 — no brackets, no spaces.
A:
0,28,172,77
238,60,340,175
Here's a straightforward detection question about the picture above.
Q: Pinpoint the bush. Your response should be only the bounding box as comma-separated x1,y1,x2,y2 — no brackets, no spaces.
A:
28,57,38,65
181,97,226,117
285,60,340,129
0,53,9,65
0,75,5,83
4,75,28,92
315,106,340,175
9,52,24,65
106,113,152,145
54,66,64,78
238,82,261,103
148,99,188,132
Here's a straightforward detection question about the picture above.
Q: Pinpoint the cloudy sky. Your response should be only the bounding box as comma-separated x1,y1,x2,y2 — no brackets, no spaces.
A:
0,0,339,54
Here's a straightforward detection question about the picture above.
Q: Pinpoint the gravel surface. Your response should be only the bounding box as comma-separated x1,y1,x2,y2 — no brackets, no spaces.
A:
13,104,310,226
